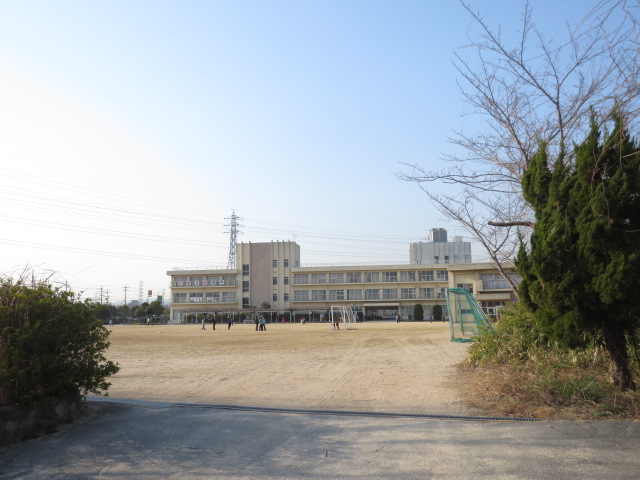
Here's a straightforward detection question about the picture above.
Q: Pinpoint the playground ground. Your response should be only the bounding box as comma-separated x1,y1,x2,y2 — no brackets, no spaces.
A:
101,320,480,415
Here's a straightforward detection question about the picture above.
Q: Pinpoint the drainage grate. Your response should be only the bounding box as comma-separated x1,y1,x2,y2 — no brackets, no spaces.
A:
85,397,541,422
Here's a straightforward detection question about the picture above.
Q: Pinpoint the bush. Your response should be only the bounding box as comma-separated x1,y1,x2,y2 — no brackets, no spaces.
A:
433,305,443,321
413,304,424,322
465,302,640,418
0,277,119,406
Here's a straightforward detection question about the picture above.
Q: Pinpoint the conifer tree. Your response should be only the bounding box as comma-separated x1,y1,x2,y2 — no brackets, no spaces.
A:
518,111,640,390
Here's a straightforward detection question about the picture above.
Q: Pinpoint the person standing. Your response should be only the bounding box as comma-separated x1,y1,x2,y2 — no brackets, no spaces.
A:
201,315,206,330
212,315,216,330
395,313,400,324
227,313,233,330
429,314,433,323
255,315,259,331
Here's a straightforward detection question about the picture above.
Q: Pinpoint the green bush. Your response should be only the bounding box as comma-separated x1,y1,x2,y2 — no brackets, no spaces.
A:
413,304,424,322
468,302,550,365
0,278,119,406
433,305,443,322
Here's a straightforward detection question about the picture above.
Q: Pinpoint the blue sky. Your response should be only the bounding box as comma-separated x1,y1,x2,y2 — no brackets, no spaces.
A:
0,0,596,303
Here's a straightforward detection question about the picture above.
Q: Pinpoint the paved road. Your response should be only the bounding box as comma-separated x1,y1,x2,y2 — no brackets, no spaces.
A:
1,401,638,479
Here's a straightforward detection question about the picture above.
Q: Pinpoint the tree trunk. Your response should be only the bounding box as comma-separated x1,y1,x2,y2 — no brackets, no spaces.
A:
602,323,636,391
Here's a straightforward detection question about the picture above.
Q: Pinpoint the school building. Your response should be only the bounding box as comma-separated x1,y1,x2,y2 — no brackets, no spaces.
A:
167,230,519,323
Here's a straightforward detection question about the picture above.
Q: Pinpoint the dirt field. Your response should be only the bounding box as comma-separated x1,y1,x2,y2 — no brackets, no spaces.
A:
100,321,480,415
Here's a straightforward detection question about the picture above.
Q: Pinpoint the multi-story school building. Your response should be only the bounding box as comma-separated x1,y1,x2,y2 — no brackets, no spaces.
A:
167,232,519,323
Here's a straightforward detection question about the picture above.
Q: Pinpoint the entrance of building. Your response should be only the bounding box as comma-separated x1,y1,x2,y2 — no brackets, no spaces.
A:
364,307,398,321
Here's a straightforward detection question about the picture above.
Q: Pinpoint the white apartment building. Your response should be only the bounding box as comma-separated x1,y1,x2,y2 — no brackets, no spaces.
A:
167,239,518,323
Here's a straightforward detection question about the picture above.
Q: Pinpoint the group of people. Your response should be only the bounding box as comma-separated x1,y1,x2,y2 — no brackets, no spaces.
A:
200,313,235,330
201,315,216,330
254,315,267,331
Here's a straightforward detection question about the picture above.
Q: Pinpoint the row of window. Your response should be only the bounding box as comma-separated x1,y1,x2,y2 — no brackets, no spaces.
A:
293,287,447,302
173,292,237,304
293,270,449,285
480,273,521,290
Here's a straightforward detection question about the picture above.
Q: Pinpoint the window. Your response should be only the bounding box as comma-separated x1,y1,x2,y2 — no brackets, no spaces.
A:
223,275,236,286
329,289,344,301
365,289,380,300
222,292,236,303
444,256,450,263
242,264,250,276
190,292,203,303
383,289,398,299
347,272,361,283
418,270,434,281
401,288,416,299
284,293,289,302
273,276,278,285
173,292,187,303
437,287,446,298
419,287,434,299
364,272,379,283
284,277,289,285
329,273,344,284
273,259,278,268
311,273,327,284
383,272,398,282
295,290,309,301
347,289,362,300
294,274,309,284
284,259,289,267
457,283,473,293
273,293,278,302
480,273,510,289
206,292,220,303
436,270,448,281
434,256,439,264
400,271,416,282
242,297,250,308
312,290,326,301
242,281,249,292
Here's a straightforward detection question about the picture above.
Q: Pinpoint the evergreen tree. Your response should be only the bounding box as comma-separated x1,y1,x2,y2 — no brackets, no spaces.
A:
518,111,640,390
413,304,424,322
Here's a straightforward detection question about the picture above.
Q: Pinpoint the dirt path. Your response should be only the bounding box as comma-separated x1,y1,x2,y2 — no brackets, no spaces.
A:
101,321,480,415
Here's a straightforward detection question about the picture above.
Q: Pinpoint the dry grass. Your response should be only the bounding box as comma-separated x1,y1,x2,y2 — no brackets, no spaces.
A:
459,362,640,420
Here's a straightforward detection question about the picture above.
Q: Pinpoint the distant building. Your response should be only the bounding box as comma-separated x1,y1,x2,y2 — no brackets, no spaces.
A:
409,229,472,265
167,234,517,323
429,228,448,243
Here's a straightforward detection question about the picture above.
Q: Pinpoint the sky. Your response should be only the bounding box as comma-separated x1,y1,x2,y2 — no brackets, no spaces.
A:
0,0,596,304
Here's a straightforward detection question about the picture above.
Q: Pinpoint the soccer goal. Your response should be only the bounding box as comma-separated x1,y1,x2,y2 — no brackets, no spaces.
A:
445,288,490,342
330,305,358,330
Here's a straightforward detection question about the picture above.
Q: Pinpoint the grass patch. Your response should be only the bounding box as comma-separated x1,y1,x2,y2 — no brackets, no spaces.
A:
462,303,640,419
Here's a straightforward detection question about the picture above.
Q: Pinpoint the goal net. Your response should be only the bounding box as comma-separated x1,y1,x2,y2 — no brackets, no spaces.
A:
445,288,490,342
330,305,357,330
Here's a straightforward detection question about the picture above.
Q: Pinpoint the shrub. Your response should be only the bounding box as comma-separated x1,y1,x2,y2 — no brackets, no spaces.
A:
413,304,424,322
0,277,119,406
465,302,640,418
433,305,443,321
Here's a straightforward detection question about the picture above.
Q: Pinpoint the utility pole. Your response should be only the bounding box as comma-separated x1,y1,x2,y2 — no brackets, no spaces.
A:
124,285,128,305
224,210,243,269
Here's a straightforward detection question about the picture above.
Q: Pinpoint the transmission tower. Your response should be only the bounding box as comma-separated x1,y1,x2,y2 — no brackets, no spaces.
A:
224,210,242,269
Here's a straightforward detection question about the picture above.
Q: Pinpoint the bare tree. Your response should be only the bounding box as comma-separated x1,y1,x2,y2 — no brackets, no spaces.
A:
399,0,640,286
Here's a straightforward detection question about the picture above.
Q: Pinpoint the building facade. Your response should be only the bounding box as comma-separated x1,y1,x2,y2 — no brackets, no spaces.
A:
167,239,518,322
